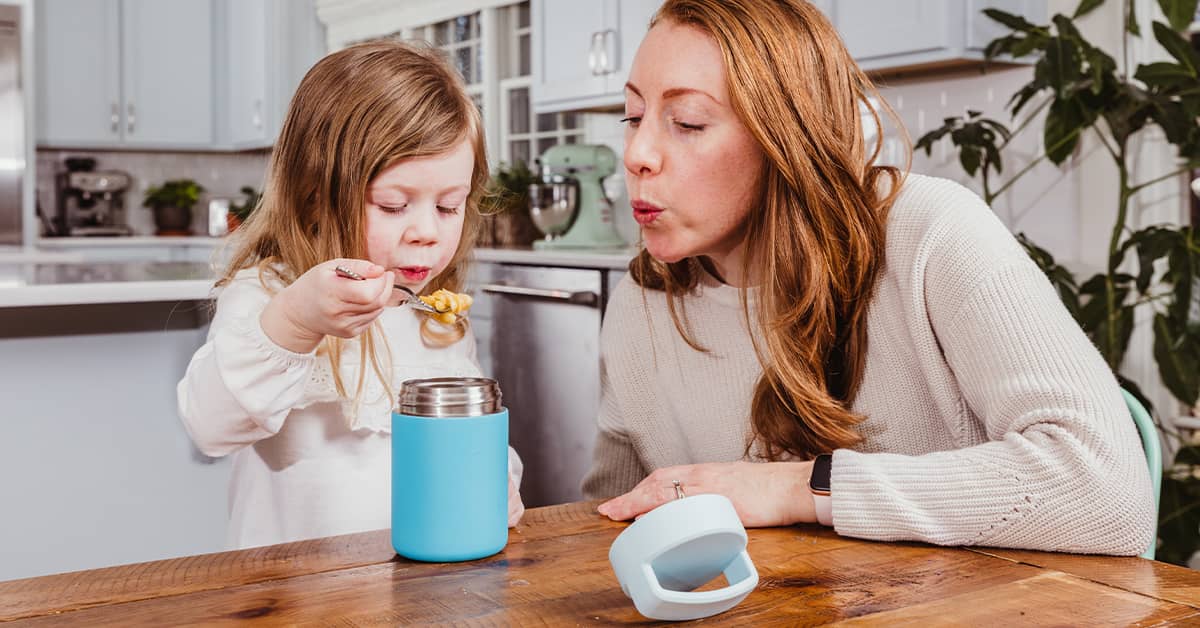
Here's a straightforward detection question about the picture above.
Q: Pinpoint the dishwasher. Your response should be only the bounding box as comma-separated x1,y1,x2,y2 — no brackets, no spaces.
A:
479,263,607,507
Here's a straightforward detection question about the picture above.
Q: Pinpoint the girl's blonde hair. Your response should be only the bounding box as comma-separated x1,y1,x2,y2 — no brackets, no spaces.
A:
217,40,488,417
630,0,910,460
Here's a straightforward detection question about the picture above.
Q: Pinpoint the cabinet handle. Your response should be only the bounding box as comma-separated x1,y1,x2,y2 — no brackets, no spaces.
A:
110,103,120,134
253,99,263,129
598,29,616,74
479,283,599,307
126,103,136,134
588,31,605,76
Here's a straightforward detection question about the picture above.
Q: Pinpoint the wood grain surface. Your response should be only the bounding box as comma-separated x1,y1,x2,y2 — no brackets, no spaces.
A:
2,500,1197,626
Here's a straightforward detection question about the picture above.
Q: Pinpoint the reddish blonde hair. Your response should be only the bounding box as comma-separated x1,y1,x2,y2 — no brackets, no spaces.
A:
630,0,909,460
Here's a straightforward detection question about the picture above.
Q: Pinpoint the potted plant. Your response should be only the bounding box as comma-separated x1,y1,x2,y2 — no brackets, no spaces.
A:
143,179,205,236
916,0,1200,565
479,160,540,247
227,185,261,232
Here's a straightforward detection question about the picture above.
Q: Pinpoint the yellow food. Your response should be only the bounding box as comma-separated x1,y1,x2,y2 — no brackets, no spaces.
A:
419,289,473,325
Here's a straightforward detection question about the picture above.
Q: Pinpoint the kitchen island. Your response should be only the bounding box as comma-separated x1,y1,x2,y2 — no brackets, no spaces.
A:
0,260,227,583
3,500,1198,625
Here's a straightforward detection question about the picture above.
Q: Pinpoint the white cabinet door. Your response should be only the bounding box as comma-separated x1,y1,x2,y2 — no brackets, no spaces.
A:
533,0,608,109
225,0,270,147
121,0,214,147
532,0,661,112
610,0,659,92
35,0,122,146
835,0,951,62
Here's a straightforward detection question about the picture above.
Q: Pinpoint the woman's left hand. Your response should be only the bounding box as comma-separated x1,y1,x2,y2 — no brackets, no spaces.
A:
508,476,525,527
596,461,817,527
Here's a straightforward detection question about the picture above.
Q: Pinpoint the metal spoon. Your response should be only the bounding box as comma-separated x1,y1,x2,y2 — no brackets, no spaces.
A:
333,265,442,314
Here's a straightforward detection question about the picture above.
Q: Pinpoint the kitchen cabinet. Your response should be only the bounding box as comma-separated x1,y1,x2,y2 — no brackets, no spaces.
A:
35,0,324,151
531,0,661,113
824,0,1046,73
36,0,215,149
219,0,325,149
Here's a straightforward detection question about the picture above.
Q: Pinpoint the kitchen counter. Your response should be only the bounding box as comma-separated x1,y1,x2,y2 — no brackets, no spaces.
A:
474,246,637,270
3,500,1198,624
36,236,226,248
0,261,215,308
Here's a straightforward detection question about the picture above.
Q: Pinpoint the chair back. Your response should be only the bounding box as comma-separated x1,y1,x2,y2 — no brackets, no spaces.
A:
1122,389,1161,560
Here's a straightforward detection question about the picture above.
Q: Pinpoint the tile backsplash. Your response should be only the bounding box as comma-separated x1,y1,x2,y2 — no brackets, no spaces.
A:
37,150,271,237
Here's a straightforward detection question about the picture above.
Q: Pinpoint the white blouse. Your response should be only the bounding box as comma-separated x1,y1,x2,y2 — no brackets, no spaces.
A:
177,269,521,549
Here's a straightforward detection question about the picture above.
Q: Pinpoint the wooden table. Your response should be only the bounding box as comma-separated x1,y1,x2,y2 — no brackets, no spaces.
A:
3,501,1199,626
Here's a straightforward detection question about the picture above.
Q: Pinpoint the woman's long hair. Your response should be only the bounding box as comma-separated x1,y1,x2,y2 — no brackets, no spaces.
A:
217,40,488,418
631,0,909,460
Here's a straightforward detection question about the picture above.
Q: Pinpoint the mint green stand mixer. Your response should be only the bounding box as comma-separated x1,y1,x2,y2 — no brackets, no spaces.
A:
528,144,627,249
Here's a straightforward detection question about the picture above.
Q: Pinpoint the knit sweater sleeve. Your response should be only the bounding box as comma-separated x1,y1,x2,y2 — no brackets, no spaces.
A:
176,274,317,458
831,181,1156,556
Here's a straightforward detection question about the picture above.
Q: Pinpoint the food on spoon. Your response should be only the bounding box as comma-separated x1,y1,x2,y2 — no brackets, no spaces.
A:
419,289,473,325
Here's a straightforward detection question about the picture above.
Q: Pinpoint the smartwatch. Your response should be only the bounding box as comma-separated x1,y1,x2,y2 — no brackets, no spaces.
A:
809,453,833,526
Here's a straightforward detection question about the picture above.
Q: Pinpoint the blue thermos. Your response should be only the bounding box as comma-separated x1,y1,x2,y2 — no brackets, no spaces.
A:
392,377,509,562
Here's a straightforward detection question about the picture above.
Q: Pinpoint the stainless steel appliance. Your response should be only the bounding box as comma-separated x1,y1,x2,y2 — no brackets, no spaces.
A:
52,158,134,236
481,264,608,507
0,2,26,245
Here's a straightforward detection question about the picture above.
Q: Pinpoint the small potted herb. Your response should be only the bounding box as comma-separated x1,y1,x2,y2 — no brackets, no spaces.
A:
227,186,261,232
143,179,205,236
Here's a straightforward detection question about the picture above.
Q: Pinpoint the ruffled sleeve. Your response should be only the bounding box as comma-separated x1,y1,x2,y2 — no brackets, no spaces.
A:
177,272,317,457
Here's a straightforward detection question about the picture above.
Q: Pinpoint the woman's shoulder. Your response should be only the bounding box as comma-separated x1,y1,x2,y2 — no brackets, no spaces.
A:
885,173,1027,265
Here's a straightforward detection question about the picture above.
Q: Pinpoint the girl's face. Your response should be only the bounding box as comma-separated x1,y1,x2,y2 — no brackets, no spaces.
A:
623,20,764,284
364,138,473,301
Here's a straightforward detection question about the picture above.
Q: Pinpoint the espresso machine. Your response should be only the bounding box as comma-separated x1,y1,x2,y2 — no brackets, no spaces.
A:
53,158,134,236
528,144,626,249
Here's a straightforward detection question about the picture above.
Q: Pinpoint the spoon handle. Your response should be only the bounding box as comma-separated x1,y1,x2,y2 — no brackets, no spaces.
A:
333,265,439,313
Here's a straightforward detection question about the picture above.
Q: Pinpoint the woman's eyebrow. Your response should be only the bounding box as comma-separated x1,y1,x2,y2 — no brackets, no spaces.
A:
625,81,721,105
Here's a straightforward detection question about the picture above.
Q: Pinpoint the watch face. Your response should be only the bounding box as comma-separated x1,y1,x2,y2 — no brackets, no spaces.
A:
810,454,832,493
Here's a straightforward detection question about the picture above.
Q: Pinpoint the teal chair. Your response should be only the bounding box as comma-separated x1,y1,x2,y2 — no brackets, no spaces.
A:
1122,390,1162,560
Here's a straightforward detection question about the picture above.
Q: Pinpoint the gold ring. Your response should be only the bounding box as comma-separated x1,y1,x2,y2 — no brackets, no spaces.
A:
672,479,685,500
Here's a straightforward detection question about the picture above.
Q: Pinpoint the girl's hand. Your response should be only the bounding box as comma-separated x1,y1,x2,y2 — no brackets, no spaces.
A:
508,476,525,527
261,259,395,353
596,461,817,527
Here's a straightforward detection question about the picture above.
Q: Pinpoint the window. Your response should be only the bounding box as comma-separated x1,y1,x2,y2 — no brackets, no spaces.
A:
496,2,582,168
382,2,582,171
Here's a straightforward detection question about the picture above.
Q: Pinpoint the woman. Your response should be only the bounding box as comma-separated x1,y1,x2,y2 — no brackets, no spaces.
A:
582,0,1154,555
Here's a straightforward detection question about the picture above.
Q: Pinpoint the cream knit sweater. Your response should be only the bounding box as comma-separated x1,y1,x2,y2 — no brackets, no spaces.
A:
582,174,1155,556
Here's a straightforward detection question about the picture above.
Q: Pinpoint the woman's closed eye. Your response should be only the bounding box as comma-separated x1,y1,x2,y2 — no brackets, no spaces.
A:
620,115,641,128
670,117,705,132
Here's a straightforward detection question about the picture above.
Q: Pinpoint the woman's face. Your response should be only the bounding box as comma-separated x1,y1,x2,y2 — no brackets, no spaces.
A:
623,20,764,279
364,138,472,301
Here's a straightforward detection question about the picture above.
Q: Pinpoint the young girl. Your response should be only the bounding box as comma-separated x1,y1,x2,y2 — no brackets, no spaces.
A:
177,41,524,549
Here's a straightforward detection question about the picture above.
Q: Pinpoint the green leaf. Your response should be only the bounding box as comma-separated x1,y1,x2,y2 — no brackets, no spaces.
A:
1128,1,1142,35
984,8,1040,33
1074,0,1106,18
1136,61,1198,89
1157,0,1199,32
1153,21,1200,76
1154,313,1200,405
1043,97,1093,164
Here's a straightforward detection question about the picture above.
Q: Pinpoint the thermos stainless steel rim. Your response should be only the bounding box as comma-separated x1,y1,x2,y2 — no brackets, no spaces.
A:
397,377,502,417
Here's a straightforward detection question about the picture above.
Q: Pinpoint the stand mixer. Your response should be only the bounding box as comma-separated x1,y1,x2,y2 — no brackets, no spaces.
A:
528,144,626,249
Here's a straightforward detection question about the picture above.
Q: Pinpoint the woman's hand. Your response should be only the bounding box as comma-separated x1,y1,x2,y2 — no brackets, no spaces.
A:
508,476,525,527
596,461,818,527
261,259,395,353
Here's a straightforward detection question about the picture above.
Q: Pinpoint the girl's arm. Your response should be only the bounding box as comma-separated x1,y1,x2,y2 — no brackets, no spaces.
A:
177,276,317,457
